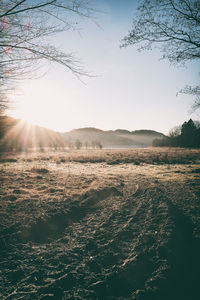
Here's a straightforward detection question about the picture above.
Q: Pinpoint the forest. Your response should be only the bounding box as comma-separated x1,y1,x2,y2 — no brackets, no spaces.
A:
153,119,200,148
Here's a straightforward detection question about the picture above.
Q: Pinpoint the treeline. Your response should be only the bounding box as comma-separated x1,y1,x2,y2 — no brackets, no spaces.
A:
0,116,66,153
0,116,104,153
153,119,200,148
68,139,103,150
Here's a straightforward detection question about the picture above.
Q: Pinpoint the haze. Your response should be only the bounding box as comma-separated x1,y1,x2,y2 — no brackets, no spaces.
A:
10,0,200,135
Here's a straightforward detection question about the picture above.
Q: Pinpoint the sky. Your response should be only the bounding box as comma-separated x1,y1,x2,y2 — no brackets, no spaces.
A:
10,0,200,135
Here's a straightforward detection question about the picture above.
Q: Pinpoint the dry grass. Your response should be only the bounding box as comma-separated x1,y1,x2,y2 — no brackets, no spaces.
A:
0,148,200,299
1,147,200,165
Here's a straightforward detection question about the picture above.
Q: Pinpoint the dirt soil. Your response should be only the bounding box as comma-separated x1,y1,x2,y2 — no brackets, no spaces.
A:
0,148,200,299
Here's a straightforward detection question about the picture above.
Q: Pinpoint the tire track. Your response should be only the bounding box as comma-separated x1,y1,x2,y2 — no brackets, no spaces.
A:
1,176,200,299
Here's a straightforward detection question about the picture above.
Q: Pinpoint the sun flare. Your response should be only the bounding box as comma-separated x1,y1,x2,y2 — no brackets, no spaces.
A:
0,117,65,152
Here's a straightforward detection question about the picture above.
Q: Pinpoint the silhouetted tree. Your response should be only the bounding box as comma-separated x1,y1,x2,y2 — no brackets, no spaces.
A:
0,0,95,112
0,115,6,140
75,138,82,149
179,85,200,111
0,115,16,152
91,140,102,149
153,119,200,148
122,0,200,109
181,119,197,147
96,141,103,149
168,125,181,138
84,141,89,149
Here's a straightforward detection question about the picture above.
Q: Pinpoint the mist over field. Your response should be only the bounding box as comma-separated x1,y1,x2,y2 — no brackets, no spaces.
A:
0,117,166,152
1,0,200,299
63,128,165,148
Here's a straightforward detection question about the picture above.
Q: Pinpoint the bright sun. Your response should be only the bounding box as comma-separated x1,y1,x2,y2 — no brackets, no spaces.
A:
10,79,74,132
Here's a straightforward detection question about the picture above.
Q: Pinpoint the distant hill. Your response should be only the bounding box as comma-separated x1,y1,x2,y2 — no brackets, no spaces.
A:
113,129,131,135
63,127,165,148
0,117,166,151
71,127,103,133
0,116,66,152
131,129,165,136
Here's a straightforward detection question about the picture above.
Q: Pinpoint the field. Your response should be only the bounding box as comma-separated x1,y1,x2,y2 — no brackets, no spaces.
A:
1,147,200,299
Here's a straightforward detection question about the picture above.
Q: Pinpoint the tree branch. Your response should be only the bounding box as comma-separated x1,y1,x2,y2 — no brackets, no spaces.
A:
0,0,57,18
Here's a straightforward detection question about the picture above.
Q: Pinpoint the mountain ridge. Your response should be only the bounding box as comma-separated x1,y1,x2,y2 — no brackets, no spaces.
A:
63,127,165,147
65,127,165,136
0,116,166,150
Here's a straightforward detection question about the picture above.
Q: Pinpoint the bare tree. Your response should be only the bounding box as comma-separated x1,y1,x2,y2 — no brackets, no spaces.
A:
121,0,200,109
75,138,82,149
0,0,95,112
168,125,181,137
179,85,200,110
